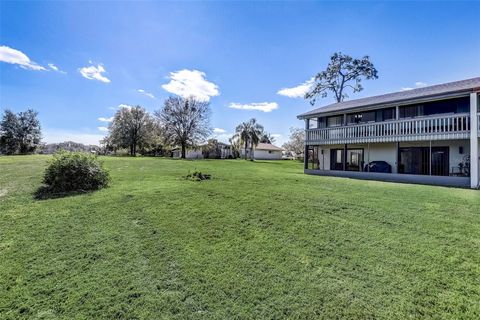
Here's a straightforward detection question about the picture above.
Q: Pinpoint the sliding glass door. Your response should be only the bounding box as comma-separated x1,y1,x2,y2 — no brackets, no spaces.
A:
330,148,364,171
398,147,449,176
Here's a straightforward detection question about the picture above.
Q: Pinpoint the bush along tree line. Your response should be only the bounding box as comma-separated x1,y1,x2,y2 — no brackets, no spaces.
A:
0,109,42,155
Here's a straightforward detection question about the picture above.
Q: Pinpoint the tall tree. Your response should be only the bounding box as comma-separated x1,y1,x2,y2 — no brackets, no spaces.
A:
0,110,20,155
0,109,41,155
17,109,42,154
107,106,157,156
305,52,378,105
234,121,250,160
156,97,211,159
282,127,305,159
233,118,264,160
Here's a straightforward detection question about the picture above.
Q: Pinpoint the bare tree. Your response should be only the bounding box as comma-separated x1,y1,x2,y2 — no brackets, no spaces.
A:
155,97,211,159
305,52,378,105
106,106,157,156
282,127,305,159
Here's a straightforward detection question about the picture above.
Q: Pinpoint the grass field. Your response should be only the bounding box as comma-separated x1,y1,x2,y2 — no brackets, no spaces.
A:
1,155,480,319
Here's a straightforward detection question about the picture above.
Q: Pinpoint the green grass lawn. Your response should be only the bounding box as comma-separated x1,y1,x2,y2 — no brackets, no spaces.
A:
1,156,480,319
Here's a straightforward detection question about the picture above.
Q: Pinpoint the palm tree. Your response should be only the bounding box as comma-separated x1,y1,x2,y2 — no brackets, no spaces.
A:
234,121,251,160
234,118,264,160
247,118,263,160
260,133,275,144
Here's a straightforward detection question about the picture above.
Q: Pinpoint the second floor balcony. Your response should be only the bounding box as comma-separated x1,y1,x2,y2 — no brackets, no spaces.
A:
306,113,480,145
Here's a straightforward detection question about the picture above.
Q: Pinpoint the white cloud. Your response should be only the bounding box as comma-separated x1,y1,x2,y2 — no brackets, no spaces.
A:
42,129,106,145
48,63,66,73
228,102,279,113
400,81,427,91
98,126,109,132
138,89,155,99
213,128,226,133
98,117,113,122
79,63,111,83
161,69,219,101
117,104,132,110
0,45,46,70
212,132,232,143
277,78,314,98
271,133,282,138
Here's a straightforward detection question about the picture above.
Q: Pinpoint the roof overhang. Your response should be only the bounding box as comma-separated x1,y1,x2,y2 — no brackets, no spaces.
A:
297,77,480,120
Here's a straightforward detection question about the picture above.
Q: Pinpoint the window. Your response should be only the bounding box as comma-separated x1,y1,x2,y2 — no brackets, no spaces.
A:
346,149,364,171
375,108,395,122
399,97,470,119
308,118,318,129
318,117,326,128
400,105,423,118
327,115,343,127
348,108,394,124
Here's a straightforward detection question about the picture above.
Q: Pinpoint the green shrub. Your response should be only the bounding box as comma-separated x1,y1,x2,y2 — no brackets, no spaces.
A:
43,151,110,193
185,171,211,181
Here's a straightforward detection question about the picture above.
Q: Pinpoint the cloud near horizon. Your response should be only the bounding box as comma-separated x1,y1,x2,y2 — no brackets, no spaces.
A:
228,102,279,113
79,63,111,83
162,69,219,102
277,78,314,98
400,81,427,91
42,129,106,145
0,45,46,70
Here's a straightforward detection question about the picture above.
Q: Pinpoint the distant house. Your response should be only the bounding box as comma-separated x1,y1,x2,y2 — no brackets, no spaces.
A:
172,142,233,159
240,143,283,160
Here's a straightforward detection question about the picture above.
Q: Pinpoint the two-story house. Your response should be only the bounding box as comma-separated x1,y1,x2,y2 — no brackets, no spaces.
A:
297,77,480,188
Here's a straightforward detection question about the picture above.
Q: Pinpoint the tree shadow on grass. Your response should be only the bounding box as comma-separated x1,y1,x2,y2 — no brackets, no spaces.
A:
33,186,94,200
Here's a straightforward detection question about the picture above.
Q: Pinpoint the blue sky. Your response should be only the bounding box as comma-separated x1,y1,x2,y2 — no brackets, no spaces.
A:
1,1,479,145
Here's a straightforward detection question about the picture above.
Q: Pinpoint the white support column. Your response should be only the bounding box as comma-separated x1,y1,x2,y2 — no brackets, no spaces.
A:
470,93,479,188
304,119,309,170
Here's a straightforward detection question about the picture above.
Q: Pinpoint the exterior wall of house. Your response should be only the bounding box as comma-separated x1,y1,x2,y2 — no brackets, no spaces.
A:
317,139,470,174
254,150,283,160
317,143,397,172
240,149,283,160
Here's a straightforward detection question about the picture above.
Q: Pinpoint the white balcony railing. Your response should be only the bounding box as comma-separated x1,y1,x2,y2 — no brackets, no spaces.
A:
306,113,472,144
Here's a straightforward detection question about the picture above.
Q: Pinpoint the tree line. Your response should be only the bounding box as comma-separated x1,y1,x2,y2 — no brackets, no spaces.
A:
103,96,281,159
